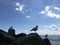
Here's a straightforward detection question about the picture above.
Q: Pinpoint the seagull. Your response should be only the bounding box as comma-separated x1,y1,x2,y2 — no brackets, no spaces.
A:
30,25,38,33
45,34,48,37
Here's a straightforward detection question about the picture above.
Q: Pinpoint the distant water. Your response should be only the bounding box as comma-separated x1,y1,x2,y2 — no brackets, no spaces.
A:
50,41,60,45
40,35,60,45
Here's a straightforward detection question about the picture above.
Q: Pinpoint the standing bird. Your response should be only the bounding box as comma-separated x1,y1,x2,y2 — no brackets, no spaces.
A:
30,25,38,33
45,34,48,37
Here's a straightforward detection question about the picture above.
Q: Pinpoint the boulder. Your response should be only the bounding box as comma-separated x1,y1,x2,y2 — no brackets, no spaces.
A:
13,33,46,45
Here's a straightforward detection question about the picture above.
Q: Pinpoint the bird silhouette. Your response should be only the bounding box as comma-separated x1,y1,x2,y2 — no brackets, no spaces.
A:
30,25,38,33
45,34,48,37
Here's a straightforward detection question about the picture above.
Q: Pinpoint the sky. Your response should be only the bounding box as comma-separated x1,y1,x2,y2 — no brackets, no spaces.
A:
0,0,60,35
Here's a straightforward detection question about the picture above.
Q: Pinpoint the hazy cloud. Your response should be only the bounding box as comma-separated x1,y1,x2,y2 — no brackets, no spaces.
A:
26,16,30,18
36,24,60,35
15,2,25,13
44,24,59,31
46,10,60,19
54,7,60,10
39,6,60,19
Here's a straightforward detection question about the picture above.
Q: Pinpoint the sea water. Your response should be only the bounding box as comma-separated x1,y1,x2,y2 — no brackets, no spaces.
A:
40,35,60,45
50,40,60,45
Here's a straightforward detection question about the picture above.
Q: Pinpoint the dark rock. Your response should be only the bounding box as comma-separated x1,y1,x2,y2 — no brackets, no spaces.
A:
15,33,27,38
0,29,15,43
43,35,51,45
8,26,15,37
13,33,46,45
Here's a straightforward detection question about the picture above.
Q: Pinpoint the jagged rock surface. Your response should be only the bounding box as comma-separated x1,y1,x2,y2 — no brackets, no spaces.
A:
13,33,46,45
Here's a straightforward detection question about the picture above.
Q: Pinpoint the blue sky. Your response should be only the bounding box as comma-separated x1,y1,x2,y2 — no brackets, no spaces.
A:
0,0,60,35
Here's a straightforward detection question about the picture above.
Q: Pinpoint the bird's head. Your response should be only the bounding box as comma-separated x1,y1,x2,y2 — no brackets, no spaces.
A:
36,25,38,27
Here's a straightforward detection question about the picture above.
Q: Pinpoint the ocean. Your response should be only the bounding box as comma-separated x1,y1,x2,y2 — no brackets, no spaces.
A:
40,35,60,45
51,41,60,45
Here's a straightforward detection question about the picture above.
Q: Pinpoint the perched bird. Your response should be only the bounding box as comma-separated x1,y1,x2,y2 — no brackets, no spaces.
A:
30,25,38,33
45,34,48,37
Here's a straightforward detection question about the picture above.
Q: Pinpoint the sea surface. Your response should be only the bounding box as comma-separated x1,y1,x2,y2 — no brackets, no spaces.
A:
40,35,60,45
51,40,60,45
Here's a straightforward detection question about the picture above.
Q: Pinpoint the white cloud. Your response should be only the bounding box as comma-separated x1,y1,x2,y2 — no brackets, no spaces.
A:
39,6,50,14
15,2,25,12
19,5,24,11
40,6,60,19
44,25,48,28
15,2,32,13
26,16,30,18
47,10,60,19
45,6,50,11
39,10,46,14
37,29,60,35
15,8,19,10
49,24,58,31
44,24,59,31
16,2,20,6
36,24,60,35
54,7,60,10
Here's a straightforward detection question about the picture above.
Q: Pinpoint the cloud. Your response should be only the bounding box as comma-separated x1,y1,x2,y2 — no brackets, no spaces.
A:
45,6,50,11
37,29,60,35
54,7,60,10
36,24,60,35
39,6,50,14
46,10,60,19
15,2,32,14
39,6,60,19
39,10,46,14
50,24,59,31
16,2,20,6
44,24,59,31
26,16,30,18
15,2,25,13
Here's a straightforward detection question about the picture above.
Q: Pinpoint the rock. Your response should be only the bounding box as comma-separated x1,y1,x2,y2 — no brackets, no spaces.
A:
0,29,15,43
13,33,46,45
15,33,27,38
8,26,15,37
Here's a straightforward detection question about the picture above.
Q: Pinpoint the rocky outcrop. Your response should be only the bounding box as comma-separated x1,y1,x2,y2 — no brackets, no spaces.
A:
0,29,15,44
0,29,46,45
15,33,27,38
13,33,46,45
